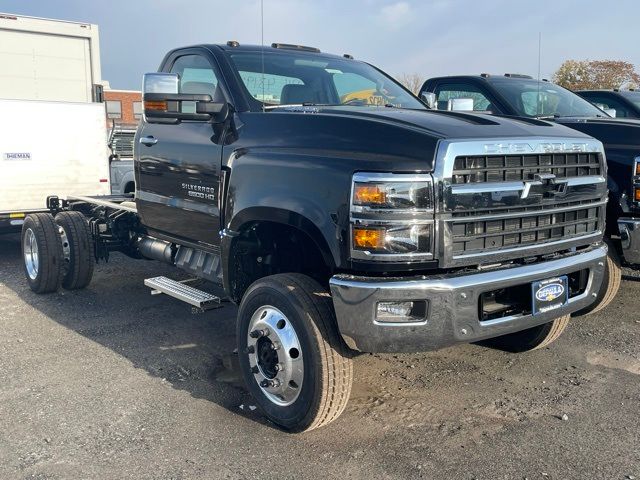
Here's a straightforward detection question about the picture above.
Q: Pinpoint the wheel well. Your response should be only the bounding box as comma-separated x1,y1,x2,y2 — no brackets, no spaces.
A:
124,181,135,194
228,221,331,303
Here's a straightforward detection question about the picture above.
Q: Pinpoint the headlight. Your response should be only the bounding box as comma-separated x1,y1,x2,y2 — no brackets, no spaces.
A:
353,182,432,209
350,172,434,261
351,173,433,212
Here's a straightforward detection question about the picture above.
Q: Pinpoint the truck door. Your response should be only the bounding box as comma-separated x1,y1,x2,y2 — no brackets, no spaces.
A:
136,53,225,248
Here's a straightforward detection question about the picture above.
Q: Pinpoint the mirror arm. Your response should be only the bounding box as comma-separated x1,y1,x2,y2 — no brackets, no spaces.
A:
196,102,225,114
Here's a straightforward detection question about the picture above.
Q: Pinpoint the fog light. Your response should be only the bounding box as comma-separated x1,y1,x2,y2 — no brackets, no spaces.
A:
376,301,427,323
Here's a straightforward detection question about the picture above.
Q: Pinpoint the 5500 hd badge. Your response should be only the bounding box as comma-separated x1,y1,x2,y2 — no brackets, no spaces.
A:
181,183,215,200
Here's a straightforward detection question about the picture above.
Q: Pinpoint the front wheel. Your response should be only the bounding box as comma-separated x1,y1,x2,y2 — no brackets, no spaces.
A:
237,273,353,432
481,315,571,353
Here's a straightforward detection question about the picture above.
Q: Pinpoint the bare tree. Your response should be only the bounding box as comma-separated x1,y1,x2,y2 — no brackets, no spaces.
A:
553,60,640,90
398,73,425,95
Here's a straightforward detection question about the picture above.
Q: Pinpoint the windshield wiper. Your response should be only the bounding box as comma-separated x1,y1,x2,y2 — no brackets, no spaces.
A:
537,114,609,120
265,102,403,110
264,103,328,110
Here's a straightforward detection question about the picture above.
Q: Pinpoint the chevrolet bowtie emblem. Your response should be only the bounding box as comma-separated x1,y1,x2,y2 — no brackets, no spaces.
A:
520,173,569,199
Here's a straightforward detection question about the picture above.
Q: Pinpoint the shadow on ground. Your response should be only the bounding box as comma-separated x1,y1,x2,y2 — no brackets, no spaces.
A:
0,233,272,427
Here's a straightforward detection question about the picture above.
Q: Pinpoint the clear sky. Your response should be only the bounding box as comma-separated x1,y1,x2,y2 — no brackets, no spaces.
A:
1,0,638,90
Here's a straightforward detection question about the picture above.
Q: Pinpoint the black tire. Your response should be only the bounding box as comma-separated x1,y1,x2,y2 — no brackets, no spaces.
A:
21,213,64,294
55,211,94,290
573,240,622,317
237,273,353,432
481,315,571,353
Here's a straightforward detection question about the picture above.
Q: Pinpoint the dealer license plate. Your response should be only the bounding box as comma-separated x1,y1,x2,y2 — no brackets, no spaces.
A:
531,276,569,315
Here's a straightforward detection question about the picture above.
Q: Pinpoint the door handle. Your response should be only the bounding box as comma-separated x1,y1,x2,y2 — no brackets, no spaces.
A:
140,136,158,146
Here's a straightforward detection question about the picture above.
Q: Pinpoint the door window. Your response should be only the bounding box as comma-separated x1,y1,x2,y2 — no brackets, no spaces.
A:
435,83,493,111
580,94,631,118
170,54,221,112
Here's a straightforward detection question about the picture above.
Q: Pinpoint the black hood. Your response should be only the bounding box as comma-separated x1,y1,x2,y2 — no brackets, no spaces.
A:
236,107,599,174
276,106,595,141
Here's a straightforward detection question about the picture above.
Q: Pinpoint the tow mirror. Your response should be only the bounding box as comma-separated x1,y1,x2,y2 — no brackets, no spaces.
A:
420,92,437,109
447,98,474,112
142,73,228,124
604,107,617,118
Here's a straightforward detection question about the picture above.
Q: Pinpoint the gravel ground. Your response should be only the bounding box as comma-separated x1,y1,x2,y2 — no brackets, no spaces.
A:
1,232,639,480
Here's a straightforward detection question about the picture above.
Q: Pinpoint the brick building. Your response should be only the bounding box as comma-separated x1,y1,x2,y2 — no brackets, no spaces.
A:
103,89,142,127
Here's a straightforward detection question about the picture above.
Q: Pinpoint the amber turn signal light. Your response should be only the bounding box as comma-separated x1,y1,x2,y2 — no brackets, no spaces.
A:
635,188,640,202
353,227,385,250
144,100,168,111
635,162,640,176
353,184,386,205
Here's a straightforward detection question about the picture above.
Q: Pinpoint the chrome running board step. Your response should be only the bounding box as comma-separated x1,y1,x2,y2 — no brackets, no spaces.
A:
144,276,221,311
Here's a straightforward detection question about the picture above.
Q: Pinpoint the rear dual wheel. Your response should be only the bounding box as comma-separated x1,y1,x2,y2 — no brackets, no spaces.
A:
21,212,94,293
237,273,353,432
55,211,94,290
22,213,64,293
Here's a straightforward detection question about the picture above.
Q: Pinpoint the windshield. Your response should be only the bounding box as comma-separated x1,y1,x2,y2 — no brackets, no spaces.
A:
489,79,605,118
621,91,640,109
229,51,424,110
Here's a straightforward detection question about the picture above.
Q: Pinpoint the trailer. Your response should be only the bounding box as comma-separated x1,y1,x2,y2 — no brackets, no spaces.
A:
0,13,111,232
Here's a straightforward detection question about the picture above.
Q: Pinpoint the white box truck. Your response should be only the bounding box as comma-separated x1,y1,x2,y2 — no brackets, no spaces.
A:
0,13,111,232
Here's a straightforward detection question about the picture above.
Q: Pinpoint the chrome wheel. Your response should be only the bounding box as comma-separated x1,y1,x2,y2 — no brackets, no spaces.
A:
247,305,304,406
23,228,39,280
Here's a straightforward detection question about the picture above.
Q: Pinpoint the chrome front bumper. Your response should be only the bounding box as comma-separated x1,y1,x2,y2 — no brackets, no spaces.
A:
329,245,607,353
618,218,640,265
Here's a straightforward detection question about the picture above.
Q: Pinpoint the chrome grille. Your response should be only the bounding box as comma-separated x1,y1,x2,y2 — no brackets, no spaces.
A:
452,153,601,184
437,139,607,267
451,200,601,255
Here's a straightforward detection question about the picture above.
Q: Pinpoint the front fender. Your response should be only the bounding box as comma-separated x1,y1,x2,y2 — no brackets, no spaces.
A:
227,206,336,267
222,150,352,271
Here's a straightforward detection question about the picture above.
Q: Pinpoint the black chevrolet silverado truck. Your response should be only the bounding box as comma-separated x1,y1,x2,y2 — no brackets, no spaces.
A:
22,44,609,432
576,89,640,120
420,74,640,312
